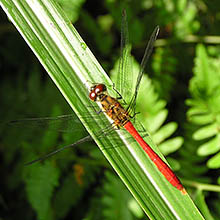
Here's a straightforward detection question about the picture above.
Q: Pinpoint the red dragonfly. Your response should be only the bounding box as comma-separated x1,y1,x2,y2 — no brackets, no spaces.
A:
10,10,185,194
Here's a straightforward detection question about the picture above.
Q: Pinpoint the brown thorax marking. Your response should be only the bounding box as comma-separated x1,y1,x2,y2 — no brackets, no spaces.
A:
100,94,130,128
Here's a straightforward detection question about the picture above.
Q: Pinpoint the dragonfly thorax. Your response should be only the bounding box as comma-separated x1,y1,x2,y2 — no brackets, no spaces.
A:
89,84,130,127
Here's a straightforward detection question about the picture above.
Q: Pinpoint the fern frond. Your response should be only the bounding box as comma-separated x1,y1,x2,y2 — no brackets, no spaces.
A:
187,44,220,169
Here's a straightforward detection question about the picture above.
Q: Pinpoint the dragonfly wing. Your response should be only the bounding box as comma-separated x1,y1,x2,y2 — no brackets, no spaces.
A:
7,114,85,133
25,135,92,165
127,26,160,115
116,9,133,104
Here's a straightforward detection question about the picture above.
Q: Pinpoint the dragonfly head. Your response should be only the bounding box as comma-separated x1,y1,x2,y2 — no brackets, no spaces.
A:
89,84,106,101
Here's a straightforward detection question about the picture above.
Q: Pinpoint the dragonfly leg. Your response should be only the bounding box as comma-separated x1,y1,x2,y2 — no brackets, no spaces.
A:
130,111,140,118
112,83,122,99
86,105,105,115
112,83,127,105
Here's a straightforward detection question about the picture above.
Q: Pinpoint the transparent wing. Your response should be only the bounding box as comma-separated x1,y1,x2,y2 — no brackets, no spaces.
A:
25,125,133,166
127,26,160,115
8,113,116,165
25,135,92,165
7,114,85,133
116,9,133,104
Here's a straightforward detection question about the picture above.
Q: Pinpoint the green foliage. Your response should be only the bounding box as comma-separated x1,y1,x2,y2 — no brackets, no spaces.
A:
80,11,114,56
2,0,220,219
187,44,220,169
155,0,200,38
101,171,137,220
152,47,177,101
58,0,85,23
194,190,214,220
24,162,60,220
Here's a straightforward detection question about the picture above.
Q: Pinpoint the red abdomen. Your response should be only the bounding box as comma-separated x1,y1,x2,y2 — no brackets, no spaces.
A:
124,121,185,193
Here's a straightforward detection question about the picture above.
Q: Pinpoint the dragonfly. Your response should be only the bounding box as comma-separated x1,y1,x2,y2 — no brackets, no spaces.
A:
10,10,185,194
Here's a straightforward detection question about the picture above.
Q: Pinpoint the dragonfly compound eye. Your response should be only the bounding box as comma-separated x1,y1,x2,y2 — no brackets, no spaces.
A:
95,84,106,94
89,90,97,101
89,84,106,101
